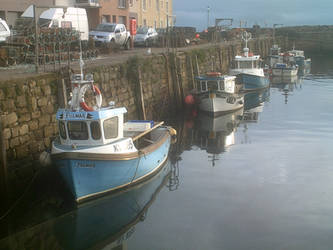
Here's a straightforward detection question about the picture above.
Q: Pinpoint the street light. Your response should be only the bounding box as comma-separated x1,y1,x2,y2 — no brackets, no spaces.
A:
207,6,210,29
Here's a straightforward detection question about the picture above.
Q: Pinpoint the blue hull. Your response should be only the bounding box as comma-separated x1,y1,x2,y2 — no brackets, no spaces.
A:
237,73,269,91
54,160,171,250
55,136,171,202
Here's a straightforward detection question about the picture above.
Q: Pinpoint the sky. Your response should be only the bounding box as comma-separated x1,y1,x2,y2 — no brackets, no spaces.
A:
173,0,333,31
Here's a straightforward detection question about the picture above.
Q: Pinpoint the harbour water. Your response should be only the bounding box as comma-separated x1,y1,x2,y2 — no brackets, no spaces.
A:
1,55,333,250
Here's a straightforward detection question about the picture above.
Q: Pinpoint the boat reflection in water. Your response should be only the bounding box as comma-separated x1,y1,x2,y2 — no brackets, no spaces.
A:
188,109,244,166
270,75,302,104
243,87,270,122
54,160,171,250
0,160,173,250
241,88,270,144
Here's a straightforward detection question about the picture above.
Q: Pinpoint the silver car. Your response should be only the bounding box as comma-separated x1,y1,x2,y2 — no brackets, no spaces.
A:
134,27,158,47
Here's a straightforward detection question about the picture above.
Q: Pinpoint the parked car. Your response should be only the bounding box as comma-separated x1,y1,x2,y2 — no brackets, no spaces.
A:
0,18,10,43
89,23,131,49
134,27,158,47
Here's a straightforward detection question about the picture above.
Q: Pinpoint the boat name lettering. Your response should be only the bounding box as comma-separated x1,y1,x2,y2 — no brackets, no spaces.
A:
76,162,95,168
64,112,87,119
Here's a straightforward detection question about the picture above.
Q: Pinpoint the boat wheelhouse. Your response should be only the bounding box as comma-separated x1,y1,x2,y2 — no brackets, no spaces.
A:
192,72,244,116
229,32,269,91
268,44,283,68
51,73,174,203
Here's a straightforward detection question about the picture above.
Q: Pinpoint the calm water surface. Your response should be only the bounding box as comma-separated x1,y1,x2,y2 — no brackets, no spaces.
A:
1,56,333,250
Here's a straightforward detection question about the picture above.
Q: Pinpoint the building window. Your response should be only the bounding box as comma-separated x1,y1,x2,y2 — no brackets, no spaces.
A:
101,15,110,23
129,0,133,6
156,0,159,11
104,117,118,139
166,1,169,13
160,0,163,9
118,16,127,26
68,121,88,140
112,15,117,23
143,0,147,10
160,20,163,27
118,0,126,8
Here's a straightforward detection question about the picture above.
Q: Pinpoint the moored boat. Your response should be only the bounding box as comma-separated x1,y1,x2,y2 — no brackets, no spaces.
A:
51,73,175,203
191,72,244,116
229,32,269,91
271,63,298,77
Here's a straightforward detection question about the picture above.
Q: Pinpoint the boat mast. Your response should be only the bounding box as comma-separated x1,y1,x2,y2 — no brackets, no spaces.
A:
242,31,251,57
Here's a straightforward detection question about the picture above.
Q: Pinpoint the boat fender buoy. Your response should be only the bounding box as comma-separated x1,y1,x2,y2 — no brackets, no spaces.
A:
79,84,102,111
39,151,51,167
185,94,195,105
168,127,177,137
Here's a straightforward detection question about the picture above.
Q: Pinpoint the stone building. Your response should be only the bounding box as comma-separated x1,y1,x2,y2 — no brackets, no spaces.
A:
137,0,173,28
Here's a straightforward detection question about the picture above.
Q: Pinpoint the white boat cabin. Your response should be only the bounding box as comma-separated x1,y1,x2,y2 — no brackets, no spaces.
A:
270,44,281,56
195,74,236,94
56,107,127,147
232,50,261,70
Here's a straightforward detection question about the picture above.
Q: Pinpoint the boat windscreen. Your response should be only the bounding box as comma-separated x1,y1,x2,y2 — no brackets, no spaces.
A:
103,117,118,139
239,61,253,69
207,81,219,91
68,121,89,140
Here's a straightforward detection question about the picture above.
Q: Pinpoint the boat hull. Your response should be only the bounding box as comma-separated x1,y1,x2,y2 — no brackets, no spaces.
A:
236,73,269,91
196,92,244,116
272,68,298,77
52,131,171,203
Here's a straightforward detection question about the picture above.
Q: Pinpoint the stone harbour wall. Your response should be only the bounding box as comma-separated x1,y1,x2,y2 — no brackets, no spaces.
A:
0,37,275,170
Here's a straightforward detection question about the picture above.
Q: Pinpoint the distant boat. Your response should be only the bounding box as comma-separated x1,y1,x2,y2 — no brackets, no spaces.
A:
191,72,244,116
271,63,298,77
229,32,269,91
51,73,176,203
267,44,283,68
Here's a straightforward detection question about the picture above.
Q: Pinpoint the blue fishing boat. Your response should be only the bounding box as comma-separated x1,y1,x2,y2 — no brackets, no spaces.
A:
51,73,176,203
229,31,269,91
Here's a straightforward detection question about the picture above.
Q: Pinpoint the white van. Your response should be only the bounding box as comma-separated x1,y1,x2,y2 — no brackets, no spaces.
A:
0,18,10,43
21,6,89,41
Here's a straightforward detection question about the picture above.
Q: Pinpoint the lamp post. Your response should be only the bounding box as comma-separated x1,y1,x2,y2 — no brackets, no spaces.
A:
207,6,210,29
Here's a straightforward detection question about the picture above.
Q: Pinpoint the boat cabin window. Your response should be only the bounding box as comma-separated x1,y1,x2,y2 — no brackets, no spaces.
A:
103,117,118,139
59,121,67,140
90,121,101,140
239,61,253,69
68,121,89,140
201,81,207,91
207,81,219,91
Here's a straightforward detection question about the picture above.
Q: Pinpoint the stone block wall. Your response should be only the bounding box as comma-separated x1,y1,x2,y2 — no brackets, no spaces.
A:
0,38,273,168
0,76,59,162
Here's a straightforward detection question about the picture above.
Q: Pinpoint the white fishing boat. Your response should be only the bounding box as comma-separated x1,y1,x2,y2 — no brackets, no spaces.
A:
271,63,298,77
191,72,244,116
229,31,269,91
